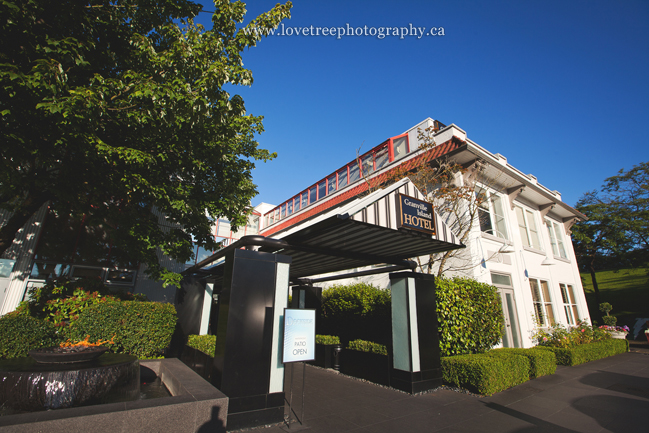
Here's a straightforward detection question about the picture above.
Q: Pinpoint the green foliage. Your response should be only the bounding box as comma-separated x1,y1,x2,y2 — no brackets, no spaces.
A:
315,334,340,345
23,278,145,327
187,334,217,357
0,314,61,359
66,302,177,359
347,339,388,356
320,283,391,345
435,277,504,356
0,0,292,286
539,339,628,366
485,348,557,378
441,353,530,396
599,302,613,315
533,320,610,348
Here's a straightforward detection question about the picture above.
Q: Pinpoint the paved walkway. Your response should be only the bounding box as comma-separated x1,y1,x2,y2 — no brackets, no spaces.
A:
249,349,649,433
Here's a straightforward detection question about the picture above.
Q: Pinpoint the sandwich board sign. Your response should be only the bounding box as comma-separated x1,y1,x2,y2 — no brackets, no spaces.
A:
282,308,316,363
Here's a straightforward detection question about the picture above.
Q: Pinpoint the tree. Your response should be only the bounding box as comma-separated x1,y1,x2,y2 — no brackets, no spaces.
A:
572,161,649,305
0,0,292,285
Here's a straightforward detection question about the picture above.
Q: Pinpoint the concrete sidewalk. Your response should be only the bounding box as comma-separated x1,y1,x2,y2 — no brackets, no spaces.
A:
247,351,648,433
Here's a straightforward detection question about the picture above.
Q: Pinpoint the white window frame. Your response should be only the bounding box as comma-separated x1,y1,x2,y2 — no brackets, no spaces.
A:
477,189,509,240
529,277,555,327
515,205,542,250
546,219,567,259
559,283,579,326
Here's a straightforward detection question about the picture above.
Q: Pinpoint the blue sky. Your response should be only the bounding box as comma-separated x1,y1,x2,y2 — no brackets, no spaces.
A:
193,0,648,209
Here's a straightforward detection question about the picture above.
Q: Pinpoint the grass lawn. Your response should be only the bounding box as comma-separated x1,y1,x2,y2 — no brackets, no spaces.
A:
580,268,649,335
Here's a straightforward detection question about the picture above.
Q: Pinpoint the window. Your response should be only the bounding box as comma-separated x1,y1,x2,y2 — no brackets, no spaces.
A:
317,181,326,200
349,161,360,183
478,190,508,239
375,146,389,170
287,200,293,216
361,154,374,176
0,259,16,278
327,175,337,194
309,186,317,204
515,206,541,249
280,204,286,219
392,136,408,161
247,215,259,234
546,219,567,259
338,168,348,188
530,278,555,327
560,283,579,325
301,191,308,209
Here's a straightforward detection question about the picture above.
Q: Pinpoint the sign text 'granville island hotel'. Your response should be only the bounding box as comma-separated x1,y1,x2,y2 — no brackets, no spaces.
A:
396,194,436,236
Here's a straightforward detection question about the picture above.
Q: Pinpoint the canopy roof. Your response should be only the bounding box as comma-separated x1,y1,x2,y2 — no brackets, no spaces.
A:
183,178,464,284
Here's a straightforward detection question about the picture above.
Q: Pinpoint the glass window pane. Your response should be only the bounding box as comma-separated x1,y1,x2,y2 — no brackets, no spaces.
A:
338,169,348,188
530,279,541,302
280,204,286,219
375,146,389,169
196,247,212,263
328,175,337,194
541,280,551,301
492,196,508,238
567,285,576,304
479,208,493,233
71,266,103,280
572,306,579,322
318,181,326,199
301,192,308,209
105,269,136,285
287,201,293,216
491,273,512,287
309,186,317,204
361,155,374,176
526,210,540,249
247,215,259,234
560,283,569,303
545,304,555,325
0,259,16,278
546,221,559,256
392,136,408,160
30,263,70,280
349,162,360,183
554,223,567,258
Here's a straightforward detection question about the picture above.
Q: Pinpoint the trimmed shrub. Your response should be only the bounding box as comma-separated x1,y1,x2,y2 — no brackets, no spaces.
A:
0,314,61,359
539,339,628,366
320,283,391,345
315,334,340,345
187,334,217,357
66,301,177,359
436,277,504,356
441,353,530,396
347,339,388,356
485,348,557,378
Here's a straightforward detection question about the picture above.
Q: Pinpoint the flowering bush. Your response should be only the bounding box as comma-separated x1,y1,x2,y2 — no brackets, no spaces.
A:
533,320,610,348
599,325,630,333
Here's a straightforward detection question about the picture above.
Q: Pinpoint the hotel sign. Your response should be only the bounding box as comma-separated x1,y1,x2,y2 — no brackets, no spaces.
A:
396,193,436,236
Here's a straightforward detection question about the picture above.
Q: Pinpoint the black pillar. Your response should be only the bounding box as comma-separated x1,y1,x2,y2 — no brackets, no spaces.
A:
212,249,291,430
389,272,442,394
290,285,322,309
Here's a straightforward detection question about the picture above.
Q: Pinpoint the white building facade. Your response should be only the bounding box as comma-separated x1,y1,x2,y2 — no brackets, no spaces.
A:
244,118,589,349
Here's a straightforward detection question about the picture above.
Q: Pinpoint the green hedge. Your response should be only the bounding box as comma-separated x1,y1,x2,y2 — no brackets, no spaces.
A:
315,334,340,345
485,348,557,378
538,339,628,366
441,353,530,396
320,283,391,345
347,339,388,356
187,334,217,357
66,301,177,359
0,314,61,359
436,277,504,357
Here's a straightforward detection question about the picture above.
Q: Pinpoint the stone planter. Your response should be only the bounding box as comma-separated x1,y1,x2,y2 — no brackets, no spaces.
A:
610,331,627,340
340,349,390,386
180,345,214,382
